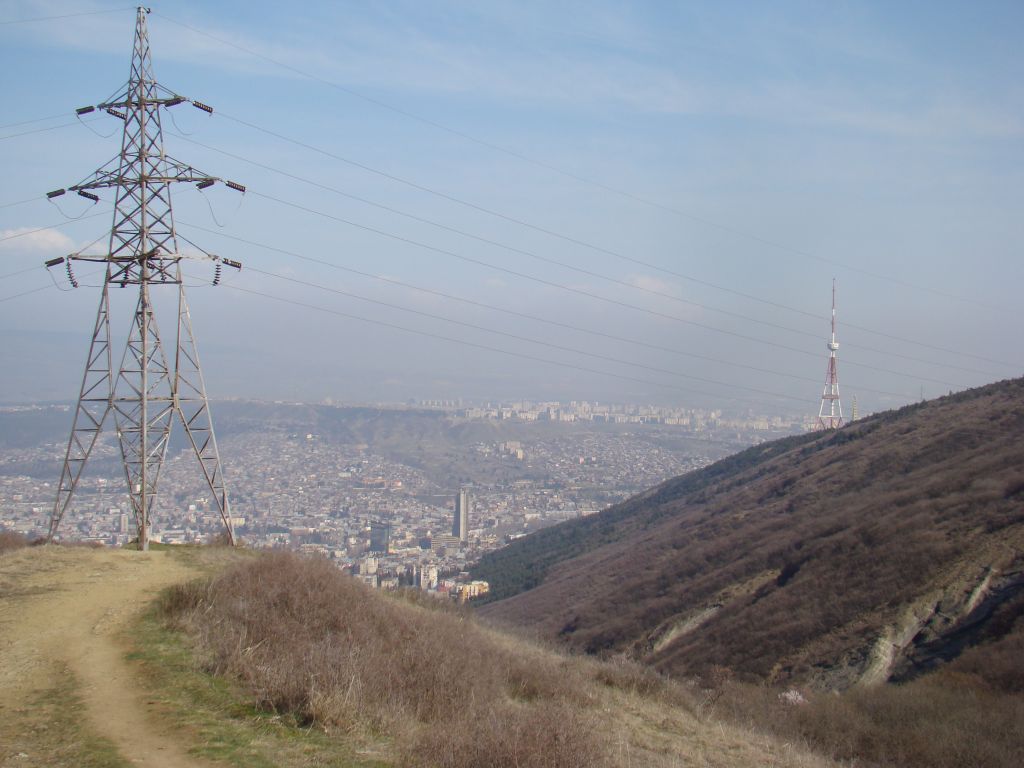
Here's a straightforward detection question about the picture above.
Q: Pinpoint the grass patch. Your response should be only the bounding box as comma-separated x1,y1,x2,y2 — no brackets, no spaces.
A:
0,668,130,768
160,539,258,575
124,601,390,768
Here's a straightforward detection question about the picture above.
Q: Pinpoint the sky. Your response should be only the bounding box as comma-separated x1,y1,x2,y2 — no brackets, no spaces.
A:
1,0,1022,417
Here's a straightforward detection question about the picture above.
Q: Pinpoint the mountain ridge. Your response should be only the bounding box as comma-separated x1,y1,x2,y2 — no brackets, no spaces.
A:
476,377,1024,689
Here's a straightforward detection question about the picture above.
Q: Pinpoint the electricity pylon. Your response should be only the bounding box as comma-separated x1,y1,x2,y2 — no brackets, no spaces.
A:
815,279,844,430
45,7,244,549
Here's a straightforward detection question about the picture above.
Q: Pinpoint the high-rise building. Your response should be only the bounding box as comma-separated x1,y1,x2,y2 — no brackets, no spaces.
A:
453,488,471,543
369,520,390,554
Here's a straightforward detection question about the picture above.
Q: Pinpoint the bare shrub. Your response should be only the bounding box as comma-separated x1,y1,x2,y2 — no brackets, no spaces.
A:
404,700,603,768
592,653,674,698
0,529,28,555
716,671,1024,768
204,531,236,547
161,552,611,767
951,632,1024,693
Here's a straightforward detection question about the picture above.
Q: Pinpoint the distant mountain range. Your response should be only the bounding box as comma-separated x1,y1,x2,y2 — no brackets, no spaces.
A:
476,378,1024,689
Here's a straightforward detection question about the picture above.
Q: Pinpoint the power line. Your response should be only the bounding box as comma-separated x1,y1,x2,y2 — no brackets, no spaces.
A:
0,211,110,244
0,7,135,25
3,20,1002,382
244,263,824,404
180,220,816,382
248,189,817,354
0,113,70,131
0,265,42,281
245,189,967,389
183,132,1003,378
214,111,824,321
219,281,802,409
178,219,929,400
0,119,99,142
152,11,1002,314
0,263,106,299
0,197,42,211
207,110,1011,371
2,197,969,394
179,134,829,343
0,283,53,303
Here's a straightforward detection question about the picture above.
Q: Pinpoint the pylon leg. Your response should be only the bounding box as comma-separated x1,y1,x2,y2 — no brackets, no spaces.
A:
50,281,114,541
172,281,234,544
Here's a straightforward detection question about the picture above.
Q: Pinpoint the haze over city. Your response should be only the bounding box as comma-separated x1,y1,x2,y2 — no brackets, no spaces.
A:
2,6,1024,768
2,0,1021,416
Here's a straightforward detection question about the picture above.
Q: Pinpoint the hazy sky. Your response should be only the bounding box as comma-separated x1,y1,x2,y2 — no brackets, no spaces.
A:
1,0,1021,415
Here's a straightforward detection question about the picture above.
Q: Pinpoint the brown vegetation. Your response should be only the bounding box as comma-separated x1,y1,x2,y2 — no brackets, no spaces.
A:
716,662,1024,768
160,551,611,768
479,378,1024,690
0,528,28,555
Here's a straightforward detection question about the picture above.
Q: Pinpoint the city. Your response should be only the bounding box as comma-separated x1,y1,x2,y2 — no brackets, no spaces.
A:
0,397,803,599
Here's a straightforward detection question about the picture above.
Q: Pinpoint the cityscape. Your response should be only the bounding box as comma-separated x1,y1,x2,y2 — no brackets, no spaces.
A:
0,397,803,599
0,4,1019,767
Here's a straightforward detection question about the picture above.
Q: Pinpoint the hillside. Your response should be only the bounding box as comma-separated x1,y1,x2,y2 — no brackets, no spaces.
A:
476,378,1024,689
0,544,833,768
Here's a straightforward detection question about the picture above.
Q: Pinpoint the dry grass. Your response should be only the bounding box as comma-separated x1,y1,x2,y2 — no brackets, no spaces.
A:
156,552,837,767
160,551,609,768
715,667,1024,768
0,665,131,768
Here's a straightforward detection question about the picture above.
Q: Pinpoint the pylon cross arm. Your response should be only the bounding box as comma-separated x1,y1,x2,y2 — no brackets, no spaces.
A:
68,158,220,192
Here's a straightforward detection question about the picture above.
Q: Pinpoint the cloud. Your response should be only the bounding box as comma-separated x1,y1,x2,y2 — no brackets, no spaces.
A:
0,227,74,252
627,274,683,298
0,0,308,81
9,0,1019,141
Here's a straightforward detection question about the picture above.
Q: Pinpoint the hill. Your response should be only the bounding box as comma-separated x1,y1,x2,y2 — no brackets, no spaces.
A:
475,378,1024,690
0,543,833,768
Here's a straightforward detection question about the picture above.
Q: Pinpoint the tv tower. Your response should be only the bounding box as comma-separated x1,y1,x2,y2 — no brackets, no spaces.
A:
816,279,844,430
43,7,244,549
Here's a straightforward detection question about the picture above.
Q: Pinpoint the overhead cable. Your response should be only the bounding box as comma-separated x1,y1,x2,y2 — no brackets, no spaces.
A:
208,110,1011,371
152,11,1001,314
244,263,838,403
245,189,968,389
0,211,110,244
182,133,1002,378
0,7,135,25
222,282,809,409
178,219,945,399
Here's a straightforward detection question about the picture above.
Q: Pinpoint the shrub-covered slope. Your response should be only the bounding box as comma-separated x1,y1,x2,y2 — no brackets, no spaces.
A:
160,551,833,768
477,378,1024,688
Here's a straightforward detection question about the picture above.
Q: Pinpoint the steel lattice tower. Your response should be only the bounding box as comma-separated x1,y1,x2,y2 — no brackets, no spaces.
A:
815,279,844,430
45,7,243,549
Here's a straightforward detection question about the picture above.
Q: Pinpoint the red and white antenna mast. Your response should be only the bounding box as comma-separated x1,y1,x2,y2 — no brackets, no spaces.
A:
816,279,844,430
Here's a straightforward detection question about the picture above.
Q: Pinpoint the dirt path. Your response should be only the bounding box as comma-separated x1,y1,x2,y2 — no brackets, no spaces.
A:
0,546,205,767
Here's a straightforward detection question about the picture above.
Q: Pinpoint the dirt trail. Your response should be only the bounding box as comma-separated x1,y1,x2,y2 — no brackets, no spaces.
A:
0,546,205,767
